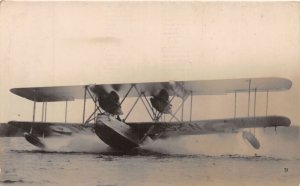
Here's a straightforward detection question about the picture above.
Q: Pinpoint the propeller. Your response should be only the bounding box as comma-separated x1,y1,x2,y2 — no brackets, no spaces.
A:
89,85,123,115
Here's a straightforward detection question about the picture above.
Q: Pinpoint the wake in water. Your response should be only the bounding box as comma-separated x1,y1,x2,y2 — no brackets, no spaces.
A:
11,149,284,161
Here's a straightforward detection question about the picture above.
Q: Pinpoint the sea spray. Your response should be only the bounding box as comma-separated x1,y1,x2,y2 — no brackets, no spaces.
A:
43,134,109,153
17,126,298,159
142,134,243,156
142,127,299,159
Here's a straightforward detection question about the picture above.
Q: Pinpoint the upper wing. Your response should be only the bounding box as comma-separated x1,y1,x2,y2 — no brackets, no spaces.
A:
10,77,292,102
127,115,291,138
10,86,90,102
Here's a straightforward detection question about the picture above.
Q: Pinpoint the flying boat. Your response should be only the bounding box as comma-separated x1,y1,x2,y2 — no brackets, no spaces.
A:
8,77,292,151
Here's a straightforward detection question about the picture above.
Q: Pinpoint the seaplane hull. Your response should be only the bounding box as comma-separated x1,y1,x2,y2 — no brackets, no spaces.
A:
94,115,140,151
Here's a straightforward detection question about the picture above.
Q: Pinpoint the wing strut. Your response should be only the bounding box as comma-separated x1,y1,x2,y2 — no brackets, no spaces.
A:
181,97,184,122
234,91,237,120
32,89,36,122
44,102,47,122
142,92,156,120
83,86,103,124
169,93,190,122
41,102,45,122
253,88,257,135
65,99,68,123
121,84,173,122
189,91,193,122
120,85,134,105
247,80,251,118
132,85,154,121
41,102,48,122
253,88,257,119
30,89,37,134
82,86,87,124
266,90,269,117
124,96,141,121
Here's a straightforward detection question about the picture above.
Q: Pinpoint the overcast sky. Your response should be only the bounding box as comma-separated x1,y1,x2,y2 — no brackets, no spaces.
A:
0,2,299,125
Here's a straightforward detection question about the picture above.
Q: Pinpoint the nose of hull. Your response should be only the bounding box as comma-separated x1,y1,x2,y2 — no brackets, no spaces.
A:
94,115,139,151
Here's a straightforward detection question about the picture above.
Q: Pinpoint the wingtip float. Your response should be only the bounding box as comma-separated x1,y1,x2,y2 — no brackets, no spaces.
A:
24,132,46,149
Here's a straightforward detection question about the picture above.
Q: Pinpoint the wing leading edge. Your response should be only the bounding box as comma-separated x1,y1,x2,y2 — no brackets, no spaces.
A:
127,115,291,138
10,77,292,102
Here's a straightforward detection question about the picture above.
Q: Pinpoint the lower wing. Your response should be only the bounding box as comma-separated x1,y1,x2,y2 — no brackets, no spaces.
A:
127,115,291,139
8,121,93,137
8,115,290,138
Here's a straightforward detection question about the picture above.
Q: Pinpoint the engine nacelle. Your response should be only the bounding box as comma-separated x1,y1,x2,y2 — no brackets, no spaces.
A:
150,89,172,114
98,91,123,115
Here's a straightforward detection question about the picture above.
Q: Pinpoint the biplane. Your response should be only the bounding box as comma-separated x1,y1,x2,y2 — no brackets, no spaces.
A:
8,77,292,151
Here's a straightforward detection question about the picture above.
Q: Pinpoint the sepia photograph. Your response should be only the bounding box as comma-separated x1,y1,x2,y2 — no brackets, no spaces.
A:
0,1,299,185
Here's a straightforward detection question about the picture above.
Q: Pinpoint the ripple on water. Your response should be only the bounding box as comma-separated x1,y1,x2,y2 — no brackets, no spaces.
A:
10,149,285,162
0,179,24,184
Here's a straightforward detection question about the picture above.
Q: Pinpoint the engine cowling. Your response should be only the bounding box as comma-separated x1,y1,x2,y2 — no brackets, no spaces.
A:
98,91,123,115
150,89,172,114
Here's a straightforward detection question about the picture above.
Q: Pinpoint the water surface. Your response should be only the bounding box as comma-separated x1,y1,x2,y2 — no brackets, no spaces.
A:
0,132,299,186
